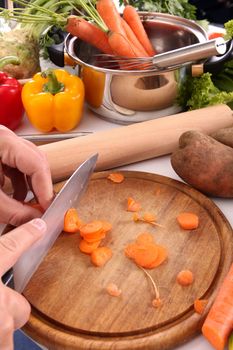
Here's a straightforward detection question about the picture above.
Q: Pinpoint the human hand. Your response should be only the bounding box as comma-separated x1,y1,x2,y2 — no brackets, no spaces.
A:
0,218,47,350
0,125,53,226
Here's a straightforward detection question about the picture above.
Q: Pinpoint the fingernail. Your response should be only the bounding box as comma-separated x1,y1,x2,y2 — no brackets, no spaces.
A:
30,218,47,233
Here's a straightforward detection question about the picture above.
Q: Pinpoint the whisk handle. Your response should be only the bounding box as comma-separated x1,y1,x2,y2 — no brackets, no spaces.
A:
152,38,227,68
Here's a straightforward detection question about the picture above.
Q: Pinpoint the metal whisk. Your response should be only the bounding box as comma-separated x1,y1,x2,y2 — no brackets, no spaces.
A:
95,38,227,71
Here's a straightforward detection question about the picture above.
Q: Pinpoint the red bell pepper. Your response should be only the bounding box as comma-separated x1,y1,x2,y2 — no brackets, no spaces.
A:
0,56,24,131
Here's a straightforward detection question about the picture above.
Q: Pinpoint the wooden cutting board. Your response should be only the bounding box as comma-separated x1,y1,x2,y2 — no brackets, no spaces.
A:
24,171,233,350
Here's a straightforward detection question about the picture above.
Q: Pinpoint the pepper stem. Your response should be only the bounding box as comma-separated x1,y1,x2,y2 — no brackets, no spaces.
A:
0,56,20,69
42,69,64,94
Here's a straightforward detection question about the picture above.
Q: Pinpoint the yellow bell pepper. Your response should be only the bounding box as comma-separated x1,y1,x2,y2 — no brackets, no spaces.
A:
22,69,84,132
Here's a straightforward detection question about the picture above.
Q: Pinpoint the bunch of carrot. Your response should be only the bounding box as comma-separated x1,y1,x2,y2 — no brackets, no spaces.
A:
65,0,156,59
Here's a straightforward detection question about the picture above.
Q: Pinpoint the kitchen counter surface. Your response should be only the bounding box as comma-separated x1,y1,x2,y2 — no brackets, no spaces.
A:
16,105,233,350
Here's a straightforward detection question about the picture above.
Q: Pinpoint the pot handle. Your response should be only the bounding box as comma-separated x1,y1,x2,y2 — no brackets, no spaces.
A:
203,38,233,74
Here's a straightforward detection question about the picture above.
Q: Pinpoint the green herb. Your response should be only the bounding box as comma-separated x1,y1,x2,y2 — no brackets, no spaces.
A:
177,73,233,110
119,0,197,20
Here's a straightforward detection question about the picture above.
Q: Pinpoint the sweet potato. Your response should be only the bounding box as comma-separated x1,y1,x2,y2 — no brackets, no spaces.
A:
171,130,233,198
211,126,233,148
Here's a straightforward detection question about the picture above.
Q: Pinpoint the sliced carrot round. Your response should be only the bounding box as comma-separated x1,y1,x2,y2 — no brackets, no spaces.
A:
146,245,168,269
107,172,125,183
136,232,154,245
124,242,139,258
132,243,159,268
143,212,156,223
177,270,194,286
79,239,101,254
176,212,199,230
64,208,83,233
91,246,113,267
127,197,141,212
194,299,208,315
80,220,103,236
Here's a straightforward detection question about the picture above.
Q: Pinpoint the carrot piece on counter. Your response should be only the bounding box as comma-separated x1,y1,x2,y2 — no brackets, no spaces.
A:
176,212,199,230
79,239,101,254
136,232,154,245
66,16,113,54
107,172,125,183
208,32,224,40
106,282,122,297
202,263,233,350
123,5,156,56
91,246,113,267
127,197,141,212
194,299,208,315
177,270,194,286
96,0,125,36
64,208,83,233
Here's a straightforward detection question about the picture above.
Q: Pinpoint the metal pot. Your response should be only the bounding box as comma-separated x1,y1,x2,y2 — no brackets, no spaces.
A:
49,12,232,125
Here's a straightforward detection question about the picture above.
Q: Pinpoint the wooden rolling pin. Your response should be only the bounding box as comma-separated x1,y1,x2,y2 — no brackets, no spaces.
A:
39,104,233,183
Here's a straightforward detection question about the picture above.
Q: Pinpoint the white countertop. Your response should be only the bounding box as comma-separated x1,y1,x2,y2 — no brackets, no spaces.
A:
16,105,232,350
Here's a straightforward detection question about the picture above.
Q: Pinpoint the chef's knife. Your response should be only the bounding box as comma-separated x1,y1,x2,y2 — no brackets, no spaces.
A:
2,153,98,293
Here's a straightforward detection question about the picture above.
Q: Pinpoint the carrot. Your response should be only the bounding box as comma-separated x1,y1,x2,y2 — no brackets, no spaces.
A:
176,212,199,230
202,263,233,350
106,282,122,297
79,239,101,254
108,31,139,58
63,208,83,233
143,212,156,223
132,243,159,268
25,202,44,213
101,220,112,233
123,5,156,56
107,172,125,183
124,242,139,258
176,270,194,286
80,220,106,241
66,16,113,54
91,246,113,267
194,299,208,315
136,232,154,245
96,0,125,36
208,32,224,40
121,18,148,57
127,197,141,212
146,245,168,269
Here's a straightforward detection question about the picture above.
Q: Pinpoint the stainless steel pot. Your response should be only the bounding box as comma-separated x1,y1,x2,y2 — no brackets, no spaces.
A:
61,12,232,125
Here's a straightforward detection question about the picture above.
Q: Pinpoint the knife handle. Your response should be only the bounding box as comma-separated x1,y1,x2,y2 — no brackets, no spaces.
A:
2,268,14,288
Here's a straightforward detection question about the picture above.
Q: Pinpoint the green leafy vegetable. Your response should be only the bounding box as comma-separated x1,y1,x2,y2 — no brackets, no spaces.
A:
224,19,233,40
119,0,197,20
177,73,233,110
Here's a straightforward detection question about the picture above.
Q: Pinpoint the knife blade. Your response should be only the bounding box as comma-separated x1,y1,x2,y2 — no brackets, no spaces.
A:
10,153,98,293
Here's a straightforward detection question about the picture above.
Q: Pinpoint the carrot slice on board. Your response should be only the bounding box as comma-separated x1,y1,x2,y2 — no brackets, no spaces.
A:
143,212,157,223
132,243,159,268
202,263,233,350
176,212,199,230
80,220,103,236
91,246,113,267
124,242,139,258
146,245,168,269
194,299,208,315
64,208,83,233
177,270,194,286
127,197,141,212
107,172,125,183
79,239,101,254
136,232,154,245
106,283,122,297
101,220,112,233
